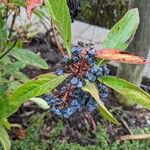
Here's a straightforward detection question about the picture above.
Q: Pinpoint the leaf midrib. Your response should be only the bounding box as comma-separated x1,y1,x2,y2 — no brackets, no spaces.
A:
12,77,62,105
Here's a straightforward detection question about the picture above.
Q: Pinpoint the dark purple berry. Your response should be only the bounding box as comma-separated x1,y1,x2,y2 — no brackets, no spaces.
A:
77,80,84,88
63,55,70,64
55,68,64,75
86,72,96,82
71,77,78,85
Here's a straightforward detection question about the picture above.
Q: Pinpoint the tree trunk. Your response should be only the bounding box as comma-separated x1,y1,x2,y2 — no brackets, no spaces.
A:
116,0,150,107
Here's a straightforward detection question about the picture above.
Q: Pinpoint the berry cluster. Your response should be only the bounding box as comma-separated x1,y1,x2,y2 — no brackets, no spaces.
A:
67,0,81,22
44,46,110,118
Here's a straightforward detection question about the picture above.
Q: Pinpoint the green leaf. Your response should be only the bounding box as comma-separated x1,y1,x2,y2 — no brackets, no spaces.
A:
0,74,69,119
0,119,11,129
12,72,29,83
45,0,71,57
2,61,26,77
0,56,12,66
102,8,139,50
0,93,17,120
82,80,119,125
98,76,150,110
9,48,48,69
98,8,139,66
0,94,8,118
0,8,7,47
10,73,69,106
0,124,11,150
30,97,50,110
0,83,8,93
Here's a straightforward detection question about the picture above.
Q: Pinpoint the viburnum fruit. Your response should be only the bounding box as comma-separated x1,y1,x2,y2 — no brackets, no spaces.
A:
44,45,110,118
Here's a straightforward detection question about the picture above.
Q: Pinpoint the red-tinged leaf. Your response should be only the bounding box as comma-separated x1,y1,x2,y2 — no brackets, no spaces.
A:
96,49,150,64
26,0,44,18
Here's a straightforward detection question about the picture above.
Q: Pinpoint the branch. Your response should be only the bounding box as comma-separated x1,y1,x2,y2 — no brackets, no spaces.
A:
0,38,17,60
51,19,64,56
8,11,17,39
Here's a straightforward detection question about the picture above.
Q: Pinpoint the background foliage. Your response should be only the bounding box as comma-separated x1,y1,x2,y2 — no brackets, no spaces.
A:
78,0,129,28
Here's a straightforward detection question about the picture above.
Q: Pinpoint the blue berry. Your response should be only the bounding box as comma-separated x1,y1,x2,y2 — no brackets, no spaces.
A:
90,65,100,74
43,45,111,118
71,47,77,53
97,83,109,101
87,56,95,64
70,100,81,110
63,55,70,64
51,106,62,116
86,72,96,82
43,94,53,101
60,86,67,92
100,93,108,99
55,68,64,75
77,80,84,88
47,99,55,105
70,77,78,85
72,56,79,63
96,68,103,76
71,46,82,55
76,46,82,53
88,49,96,56
63,107,76,118
103,65,110,75
87,98,98,112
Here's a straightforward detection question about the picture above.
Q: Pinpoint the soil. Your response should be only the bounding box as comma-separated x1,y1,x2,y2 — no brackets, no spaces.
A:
9,33,150,145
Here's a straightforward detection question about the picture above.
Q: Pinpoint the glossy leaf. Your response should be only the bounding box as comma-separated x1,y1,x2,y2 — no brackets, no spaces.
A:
0,85,16,120
10,48,48,69
0,124,11,150
96,49,150,64
45,0,71,57
0,83,15,119
10,73,69,106
99,76,150,110
102,8,139,50
0,74,68,119
0,93,17,119
26,0,44,18
37,73,59,79
82,80,119,125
